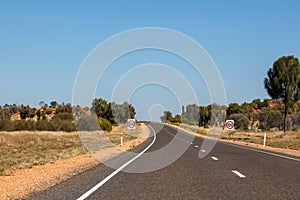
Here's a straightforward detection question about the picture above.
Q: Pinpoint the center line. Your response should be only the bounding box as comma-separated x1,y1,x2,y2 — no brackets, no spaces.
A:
232,170,246,178
211,156,218,161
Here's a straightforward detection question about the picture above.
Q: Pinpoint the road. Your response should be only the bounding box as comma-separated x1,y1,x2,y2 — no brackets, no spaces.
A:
31,123,300,200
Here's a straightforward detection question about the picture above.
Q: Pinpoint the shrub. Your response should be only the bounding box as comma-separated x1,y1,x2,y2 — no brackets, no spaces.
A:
228,113,250,130
98,117,112,132
60,120,76,132
53,112,73,121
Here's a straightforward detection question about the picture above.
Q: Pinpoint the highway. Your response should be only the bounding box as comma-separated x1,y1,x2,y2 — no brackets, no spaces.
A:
31,124,300,200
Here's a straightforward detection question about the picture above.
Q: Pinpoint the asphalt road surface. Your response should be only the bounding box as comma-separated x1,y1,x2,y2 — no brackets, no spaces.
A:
31,123,300,200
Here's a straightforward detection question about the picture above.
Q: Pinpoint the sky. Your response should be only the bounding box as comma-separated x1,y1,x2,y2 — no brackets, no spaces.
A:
0,0,300,120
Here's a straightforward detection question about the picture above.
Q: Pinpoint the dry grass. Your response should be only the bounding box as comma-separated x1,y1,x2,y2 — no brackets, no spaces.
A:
176,123,300,150
221,130,300,150
0,124,144,175
0,132,86,175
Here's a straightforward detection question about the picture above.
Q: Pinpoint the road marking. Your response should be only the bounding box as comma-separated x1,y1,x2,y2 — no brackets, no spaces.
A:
201,149,206,153
232,170,246,178
195,145,199,148
220,141,300,162
77,125,157,200
211,156,218,161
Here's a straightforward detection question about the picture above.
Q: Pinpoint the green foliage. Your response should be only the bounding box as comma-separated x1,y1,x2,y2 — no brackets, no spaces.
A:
0,119,13,131
19,105,30,120
229,113,250,130
50,101,58,108
173,115,181,123
60,120,76,132
53,112,73,121
56,103,72,113
198,106,210,127
251,98,270,109
160,111,173,122
264,55,300,132
92,98,136,124
0,107,10,120
36,110,41,121
98,117,112,131
255,107,282,130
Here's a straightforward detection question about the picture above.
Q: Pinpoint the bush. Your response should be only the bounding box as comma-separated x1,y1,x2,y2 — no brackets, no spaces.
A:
60,120,76,132
228,113,250,130
36,120,53,131
53,112,73,121
98,117,112,132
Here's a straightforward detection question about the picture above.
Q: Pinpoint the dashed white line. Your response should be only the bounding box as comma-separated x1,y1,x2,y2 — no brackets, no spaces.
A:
232,170,246,178
211,156,219,161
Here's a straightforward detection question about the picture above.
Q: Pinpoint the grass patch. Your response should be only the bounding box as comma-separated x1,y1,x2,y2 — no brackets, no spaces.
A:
0,124,145,175
0,132,87,175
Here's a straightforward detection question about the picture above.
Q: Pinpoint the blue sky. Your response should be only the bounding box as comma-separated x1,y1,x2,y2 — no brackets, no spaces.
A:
0,1,300,120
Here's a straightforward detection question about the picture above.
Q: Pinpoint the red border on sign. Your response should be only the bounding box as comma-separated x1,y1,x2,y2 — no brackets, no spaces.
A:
226,120,234,130
127,119,136,129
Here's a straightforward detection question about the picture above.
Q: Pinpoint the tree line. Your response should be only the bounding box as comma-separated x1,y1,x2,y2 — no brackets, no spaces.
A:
161,98,300,131
162,55,300,132
0,99,136,132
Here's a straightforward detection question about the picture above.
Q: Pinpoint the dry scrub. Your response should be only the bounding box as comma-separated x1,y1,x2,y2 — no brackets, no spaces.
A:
0,131,86,175
174,123,300,150
0,123,144,175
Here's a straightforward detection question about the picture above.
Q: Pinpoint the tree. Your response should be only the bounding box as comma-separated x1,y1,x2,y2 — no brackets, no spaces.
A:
39,101,45,108
199,106,210,127
173,115,182,123
36,110,41,121
264,55,300,132
227,103,242,116
50,101,58,108
20,105,29,120
160,111,173,122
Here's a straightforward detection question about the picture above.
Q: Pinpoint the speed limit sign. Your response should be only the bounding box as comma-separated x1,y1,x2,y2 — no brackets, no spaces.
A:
225,120,234,130
127,119,136,130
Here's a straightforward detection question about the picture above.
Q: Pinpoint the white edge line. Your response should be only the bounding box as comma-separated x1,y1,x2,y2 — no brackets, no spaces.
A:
232,170,246,178
220,141,300,162
77,125,157,200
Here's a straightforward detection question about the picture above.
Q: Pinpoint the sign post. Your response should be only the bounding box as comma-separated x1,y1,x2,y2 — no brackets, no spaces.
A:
120,132,123,147
263,132,266,147
225,120,234,139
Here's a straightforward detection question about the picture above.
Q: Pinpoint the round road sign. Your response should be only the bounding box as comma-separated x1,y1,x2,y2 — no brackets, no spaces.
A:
127,119,136,130
225,120,234,130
